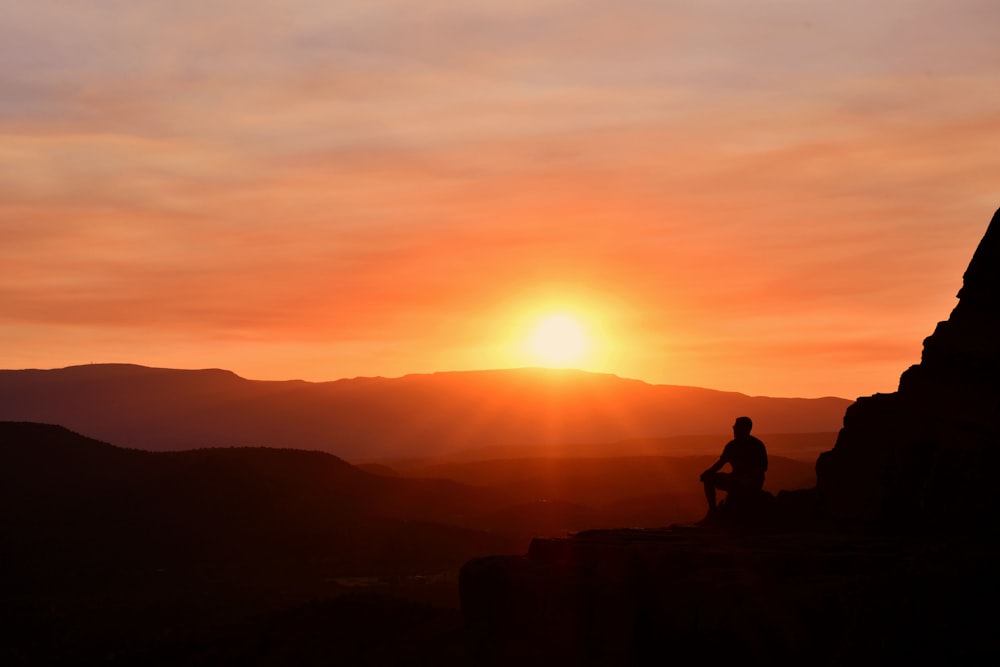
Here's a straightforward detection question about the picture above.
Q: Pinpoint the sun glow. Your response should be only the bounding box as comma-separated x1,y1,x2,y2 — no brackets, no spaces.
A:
489,291,627,374
526,313,590,367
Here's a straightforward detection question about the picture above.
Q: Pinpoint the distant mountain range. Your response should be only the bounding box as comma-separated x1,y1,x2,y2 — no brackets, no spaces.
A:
0,364,851,459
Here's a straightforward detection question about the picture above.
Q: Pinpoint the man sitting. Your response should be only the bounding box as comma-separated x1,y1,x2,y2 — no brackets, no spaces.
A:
700,416,768,519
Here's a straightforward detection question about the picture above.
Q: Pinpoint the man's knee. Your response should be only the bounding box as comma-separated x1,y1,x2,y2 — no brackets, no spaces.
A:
705,472,733,490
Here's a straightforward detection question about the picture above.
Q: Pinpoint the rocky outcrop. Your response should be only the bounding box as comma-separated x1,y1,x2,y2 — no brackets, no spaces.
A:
816,208,1000,523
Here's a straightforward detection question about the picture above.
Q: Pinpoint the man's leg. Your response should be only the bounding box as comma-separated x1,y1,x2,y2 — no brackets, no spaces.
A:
703,476,718,512
704,472,735,514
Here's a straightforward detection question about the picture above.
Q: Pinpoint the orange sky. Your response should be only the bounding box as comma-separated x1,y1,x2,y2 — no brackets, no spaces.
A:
1,1,998,398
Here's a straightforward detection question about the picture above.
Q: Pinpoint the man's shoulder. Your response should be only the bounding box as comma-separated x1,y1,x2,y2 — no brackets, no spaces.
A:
726,435,766,449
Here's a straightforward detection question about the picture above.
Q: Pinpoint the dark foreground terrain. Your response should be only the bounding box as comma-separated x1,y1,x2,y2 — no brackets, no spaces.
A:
0,421,511,666
0,421,822,666
462,525,999,666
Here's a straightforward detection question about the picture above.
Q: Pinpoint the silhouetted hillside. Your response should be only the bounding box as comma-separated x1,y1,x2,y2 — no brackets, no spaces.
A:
0,422,518,664
0,365,851,459
1,421,517,565
0,420,824,666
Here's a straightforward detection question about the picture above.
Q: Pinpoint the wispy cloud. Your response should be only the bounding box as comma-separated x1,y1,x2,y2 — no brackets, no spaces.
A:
1,1,997,396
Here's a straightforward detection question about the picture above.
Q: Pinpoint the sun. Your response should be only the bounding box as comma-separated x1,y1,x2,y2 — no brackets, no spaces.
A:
526,314,590,367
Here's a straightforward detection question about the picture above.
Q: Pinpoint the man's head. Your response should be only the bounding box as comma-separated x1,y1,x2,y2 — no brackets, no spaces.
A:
733,416,753,437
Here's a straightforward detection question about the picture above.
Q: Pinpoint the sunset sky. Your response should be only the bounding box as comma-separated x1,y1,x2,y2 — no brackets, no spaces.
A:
2,1,997,398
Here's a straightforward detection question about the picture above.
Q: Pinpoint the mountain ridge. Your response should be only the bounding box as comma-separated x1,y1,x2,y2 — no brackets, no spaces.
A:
0,364,852,459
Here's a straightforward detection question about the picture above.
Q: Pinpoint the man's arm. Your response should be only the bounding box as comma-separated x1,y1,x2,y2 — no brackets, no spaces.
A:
700,454,728,481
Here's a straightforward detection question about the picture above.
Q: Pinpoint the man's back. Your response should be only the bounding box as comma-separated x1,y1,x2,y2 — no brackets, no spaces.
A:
723,435,768,480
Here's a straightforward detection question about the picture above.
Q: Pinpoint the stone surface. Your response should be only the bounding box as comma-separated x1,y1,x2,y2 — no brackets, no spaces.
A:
460,527,997,666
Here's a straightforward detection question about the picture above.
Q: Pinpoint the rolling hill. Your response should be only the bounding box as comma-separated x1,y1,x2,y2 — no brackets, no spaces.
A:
0,421,524,664
0,421,519,574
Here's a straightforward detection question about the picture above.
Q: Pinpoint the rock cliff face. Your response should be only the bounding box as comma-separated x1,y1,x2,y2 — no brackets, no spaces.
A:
460,208,1000,665
816,208,1000,523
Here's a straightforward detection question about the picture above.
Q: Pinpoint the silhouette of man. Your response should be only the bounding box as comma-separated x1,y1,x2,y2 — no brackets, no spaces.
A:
700,416,768,517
